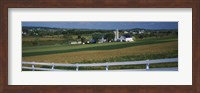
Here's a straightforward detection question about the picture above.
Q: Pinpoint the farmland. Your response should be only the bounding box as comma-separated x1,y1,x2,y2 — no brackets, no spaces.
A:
22,36,178,65
22,22,178,70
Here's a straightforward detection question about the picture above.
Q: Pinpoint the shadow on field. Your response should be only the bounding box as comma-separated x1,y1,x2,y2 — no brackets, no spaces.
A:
23,37,177,57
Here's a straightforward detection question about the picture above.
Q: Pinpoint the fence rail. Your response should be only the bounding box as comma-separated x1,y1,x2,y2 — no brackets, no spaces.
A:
22,58,178,71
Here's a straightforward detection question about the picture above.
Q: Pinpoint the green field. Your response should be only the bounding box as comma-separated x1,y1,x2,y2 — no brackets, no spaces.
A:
22,35,92,47
22,36,178,65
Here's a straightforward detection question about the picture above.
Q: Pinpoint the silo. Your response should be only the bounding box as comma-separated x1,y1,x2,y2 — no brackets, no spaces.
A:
113,29,119,41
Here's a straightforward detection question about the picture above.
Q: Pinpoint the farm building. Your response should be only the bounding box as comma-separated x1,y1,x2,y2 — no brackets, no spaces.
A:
70,41,82,44
132,31,138,35
89,39,96,43
113,29,134,42
119,34,134,42
113,29,119,41
139,30,145,34
98,37,107,43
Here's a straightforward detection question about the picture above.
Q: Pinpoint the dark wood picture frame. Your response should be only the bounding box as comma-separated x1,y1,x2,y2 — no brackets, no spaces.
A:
0,0,199,93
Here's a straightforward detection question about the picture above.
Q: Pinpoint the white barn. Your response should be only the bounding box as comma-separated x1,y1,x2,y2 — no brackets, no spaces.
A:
119,34,134,42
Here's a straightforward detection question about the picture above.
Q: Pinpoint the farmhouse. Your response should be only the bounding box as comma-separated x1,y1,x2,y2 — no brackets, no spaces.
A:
123,31,129,34
113,29,134,42
139,30,145,34
119,34,134,42
132,31,137,35
98,37,107,43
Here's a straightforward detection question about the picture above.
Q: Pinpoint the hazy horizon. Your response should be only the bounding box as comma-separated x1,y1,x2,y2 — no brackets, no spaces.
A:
22,22,178,30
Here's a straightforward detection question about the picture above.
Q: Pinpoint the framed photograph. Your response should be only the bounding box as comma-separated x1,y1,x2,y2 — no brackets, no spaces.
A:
0,0,199,93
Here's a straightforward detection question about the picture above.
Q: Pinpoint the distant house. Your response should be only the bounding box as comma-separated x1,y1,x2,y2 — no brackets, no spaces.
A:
123,31,129,34
70,41,82,44
98,37,106,43
139,30,145,34
132,31,137,35
89,39,96,43
119,34,134,42
22,32,27,35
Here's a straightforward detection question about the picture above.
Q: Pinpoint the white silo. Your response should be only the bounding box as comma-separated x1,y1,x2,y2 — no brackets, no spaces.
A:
113,29,119,41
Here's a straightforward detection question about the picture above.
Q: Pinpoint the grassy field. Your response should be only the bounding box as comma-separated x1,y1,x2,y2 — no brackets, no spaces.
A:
22,35,92,47
22,37,65,41
22,36,178,65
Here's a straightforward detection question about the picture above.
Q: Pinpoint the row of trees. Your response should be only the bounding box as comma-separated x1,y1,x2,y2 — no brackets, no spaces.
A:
92,33,115,42
63,32,115,44
22,27,113,37
22,27,178,38
133,30,178,40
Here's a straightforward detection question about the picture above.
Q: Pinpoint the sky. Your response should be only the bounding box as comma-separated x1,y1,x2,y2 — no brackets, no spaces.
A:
22,22,178,30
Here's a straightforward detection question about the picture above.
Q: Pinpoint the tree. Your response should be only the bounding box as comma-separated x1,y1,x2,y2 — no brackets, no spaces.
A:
77,35,81,39
77,34,82,42
54,31,62,37
38,31,48,37
81,37,86,44
63,34,73,43
32,38,40,46
92,33,102,43
104,33,114,42
138,34,144,40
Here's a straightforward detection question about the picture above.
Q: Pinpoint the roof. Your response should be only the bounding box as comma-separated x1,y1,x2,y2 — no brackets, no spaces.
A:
122,34,132,38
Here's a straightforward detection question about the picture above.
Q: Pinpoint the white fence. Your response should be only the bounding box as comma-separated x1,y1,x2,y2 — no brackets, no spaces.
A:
22,58,178,71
